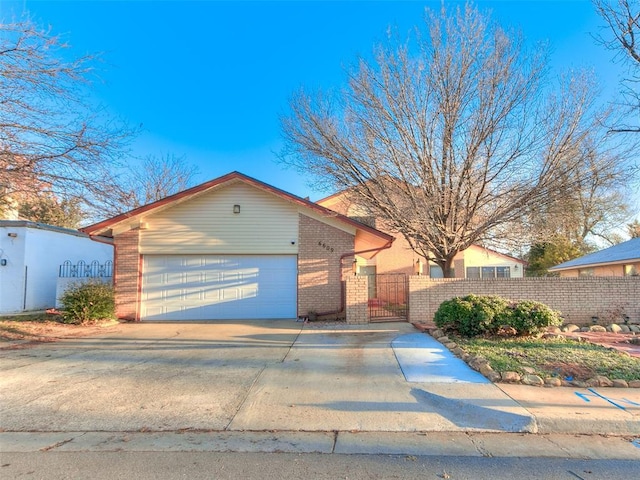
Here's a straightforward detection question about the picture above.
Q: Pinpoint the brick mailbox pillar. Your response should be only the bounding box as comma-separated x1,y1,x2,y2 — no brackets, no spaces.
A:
346,275,369,324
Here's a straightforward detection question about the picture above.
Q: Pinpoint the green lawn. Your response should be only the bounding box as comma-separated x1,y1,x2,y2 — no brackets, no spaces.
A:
454,336,640,382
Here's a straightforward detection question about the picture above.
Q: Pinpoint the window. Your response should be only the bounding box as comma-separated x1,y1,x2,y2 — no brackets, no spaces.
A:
624,264,638,276
482,267,496,279
496,266,511,278
466,266,511,278
466,267,480,278
430,265,444,278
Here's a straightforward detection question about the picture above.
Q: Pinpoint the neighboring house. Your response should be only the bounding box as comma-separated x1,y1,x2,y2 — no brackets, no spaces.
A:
317,191,526,279
0,221,113,314
549,237,640,277
80,172,393,322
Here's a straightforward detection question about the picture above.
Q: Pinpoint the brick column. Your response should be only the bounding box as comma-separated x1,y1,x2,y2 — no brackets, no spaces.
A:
113,229,140,321
409,275,431,323
346,276,369,324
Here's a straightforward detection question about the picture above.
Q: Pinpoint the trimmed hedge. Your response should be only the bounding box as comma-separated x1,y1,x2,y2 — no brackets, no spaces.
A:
434,294,562,337
59,281,115,324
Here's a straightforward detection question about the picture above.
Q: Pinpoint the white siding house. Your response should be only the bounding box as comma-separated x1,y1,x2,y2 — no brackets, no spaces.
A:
0,221,113,314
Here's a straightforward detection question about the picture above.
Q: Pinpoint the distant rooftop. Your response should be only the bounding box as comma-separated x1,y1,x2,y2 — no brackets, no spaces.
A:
549,237,640,271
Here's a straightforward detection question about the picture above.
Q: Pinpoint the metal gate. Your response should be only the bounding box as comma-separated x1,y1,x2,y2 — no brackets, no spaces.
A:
365,273,408,322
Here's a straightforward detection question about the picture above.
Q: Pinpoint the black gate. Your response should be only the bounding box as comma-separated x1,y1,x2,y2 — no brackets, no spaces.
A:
365,273,408,322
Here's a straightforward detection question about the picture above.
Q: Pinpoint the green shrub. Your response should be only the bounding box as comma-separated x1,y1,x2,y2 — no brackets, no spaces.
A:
434,294,562,337
507,300,562,335
434,294,509,337
59,281,115,324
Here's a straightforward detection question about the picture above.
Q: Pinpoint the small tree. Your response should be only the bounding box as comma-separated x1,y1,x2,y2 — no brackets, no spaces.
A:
91,154,200,217
18,194,85,228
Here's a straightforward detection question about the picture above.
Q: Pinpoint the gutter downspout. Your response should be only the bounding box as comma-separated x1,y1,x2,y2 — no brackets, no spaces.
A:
315,240,394,318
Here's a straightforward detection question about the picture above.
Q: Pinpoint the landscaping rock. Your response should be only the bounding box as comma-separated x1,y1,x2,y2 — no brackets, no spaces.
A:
522,374,544,386
430,329,444,339
468,355,487,370
444,342,458,350
612,379,629,388
589,325,607,333
546,326,562,334
629,337,640,345
485,371,501,383
607,324,622,333
580,327,590,332
521,366,536,375
451,347,464,356
619,325,631,333
630,325,640,333
501,371,521,383
479,363,495,376
437,336,451,344
587,375,613,387
544,377,562,387
571,380,590,388
629,380,640,388
563,324,580,333
542,333,560,339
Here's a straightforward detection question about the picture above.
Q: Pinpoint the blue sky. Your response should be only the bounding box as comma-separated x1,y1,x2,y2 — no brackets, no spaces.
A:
0,0,631,202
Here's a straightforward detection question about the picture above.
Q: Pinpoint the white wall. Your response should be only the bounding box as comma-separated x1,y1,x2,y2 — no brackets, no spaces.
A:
0,226,27,313
0,224,113,314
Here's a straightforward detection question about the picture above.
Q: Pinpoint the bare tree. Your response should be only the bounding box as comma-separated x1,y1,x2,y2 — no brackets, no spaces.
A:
0,18,131,216
280,4,629,276
593,0,640,132
524,138,631,248
91,154,200,217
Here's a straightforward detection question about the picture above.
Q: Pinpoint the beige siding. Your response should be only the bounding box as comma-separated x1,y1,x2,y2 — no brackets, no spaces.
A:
140,182,299,254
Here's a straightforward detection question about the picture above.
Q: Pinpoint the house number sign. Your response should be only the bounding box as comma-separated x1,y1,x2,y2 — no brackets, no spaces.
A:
318,241,335,253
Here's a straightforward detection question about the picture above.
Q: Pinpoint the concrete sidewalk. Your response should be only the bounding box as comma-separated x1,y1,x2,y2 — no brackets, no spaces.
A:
391,331,640,435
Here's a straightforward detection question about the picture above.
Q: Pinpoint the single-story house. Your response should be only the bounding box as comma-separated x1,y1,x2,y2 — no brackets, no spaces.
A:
80,172,394,321
0,220,114,314
549,237,640,277
316,192,526,278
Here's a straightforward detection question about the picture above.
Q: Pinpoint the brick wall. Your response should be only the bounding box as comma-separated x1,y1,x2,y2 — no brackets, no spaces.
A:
113,229,140,321
298,214,355,316
409,276,640,325
345,275,369,324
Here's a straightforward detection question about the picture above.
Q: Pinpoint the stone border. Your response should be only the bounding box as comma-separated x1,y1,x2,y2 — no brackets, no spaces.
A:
412,323,640,389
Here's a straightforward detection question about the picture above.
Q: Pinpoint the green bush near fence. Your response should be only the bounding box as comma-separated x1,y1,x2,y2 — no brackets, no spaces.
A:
59,281,115,324
434,294,562,337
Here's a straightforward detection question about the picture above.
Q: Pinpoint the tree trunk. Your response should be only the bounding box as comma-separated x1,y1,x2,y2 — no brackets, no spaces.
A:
438,256,456,278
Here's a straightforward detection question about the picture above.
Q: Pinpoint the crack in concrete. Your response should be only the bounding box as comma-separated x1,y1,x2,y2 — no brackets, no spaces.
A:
38,432,85,452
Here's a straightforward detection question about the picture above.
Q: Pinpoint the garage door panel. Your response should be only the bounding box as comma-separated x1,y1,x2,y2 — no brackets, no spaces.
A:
141,255,296,321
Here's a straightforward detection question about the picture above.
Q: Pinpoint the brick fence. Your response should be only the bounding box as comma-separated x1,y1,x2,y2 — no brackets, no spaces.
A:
409,276,640,325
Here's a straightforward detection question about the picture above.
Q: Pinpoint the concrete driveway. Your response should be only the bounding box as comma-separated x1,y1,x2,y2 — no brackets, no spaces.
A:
0,321,533,433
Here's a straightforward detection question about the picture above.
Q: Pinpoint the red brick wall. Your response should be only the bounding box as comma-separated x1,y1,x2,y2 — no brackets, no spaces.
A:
113,229,140,321
298,214,355,317
409,276,640,325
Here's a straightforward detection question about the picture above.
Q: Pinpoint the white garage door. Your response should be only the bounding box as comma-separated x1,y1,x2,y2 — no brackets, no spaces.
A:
141,255,297,321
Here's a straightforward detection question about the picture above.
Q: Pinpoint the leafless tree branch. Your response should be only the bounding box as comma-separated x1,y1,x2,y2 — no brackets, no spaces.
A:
280,3,634,276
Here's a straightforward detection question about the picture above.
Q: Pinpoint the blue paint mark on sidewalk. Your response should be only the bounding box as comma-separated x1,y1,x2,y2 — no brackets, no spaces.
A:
632,439,640,449
574,388,640,411
392,333,489,384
